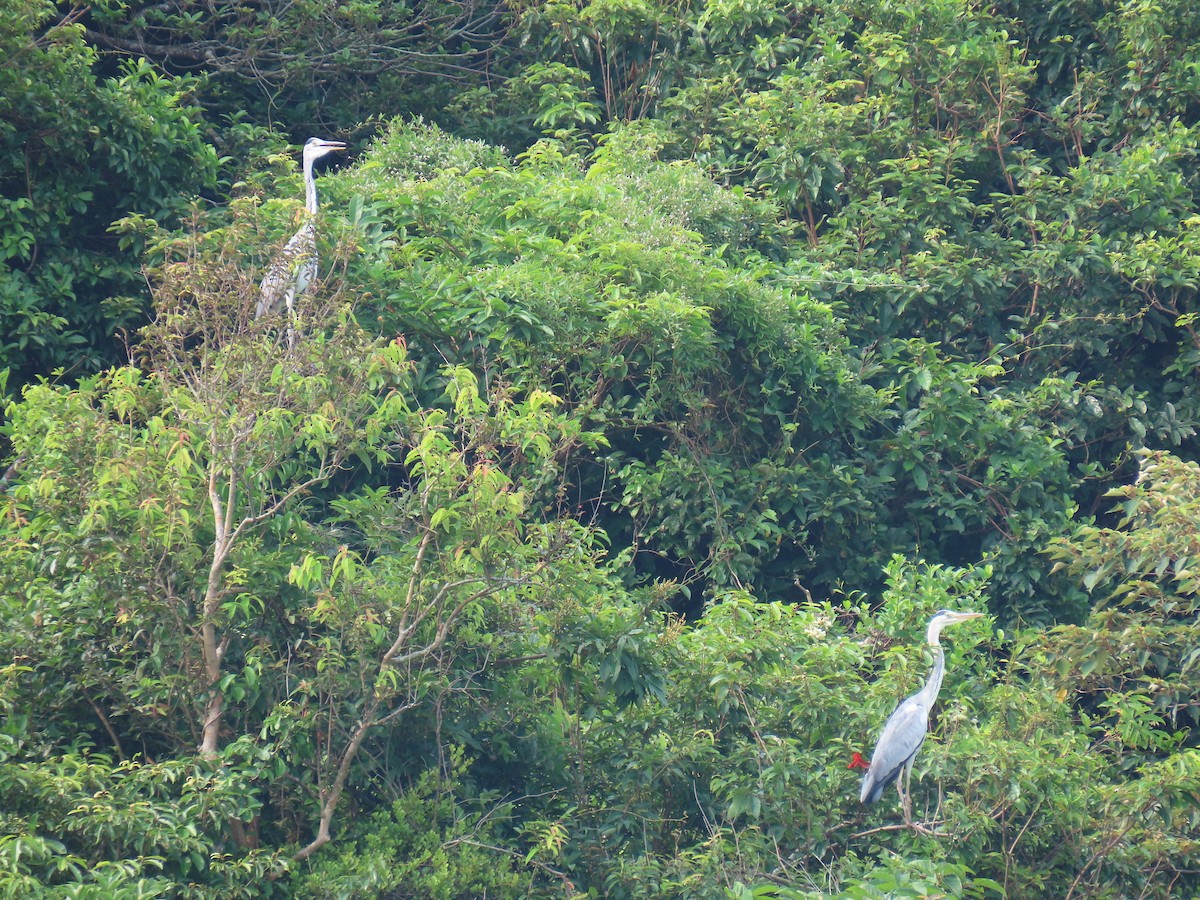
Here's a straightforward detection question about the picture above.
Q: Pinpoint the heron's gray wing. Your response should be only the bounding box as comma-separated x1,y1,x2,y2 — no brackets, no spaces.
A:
860,695,930,803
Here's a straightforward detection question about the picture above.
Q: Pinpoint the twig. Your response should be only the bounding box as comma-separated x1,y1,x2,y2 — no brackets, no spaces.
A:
850,818,946,839
86,696,126,760
445,838,575,892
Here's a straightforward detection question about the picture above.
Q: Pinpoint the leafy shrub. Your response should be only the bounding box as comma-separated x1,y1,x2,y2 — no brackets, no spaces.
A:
293,751,537,900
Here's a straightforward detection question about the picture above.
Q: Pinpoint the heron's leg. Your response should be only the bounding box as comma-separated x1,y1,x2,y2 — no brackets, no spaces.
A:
901,761,914,824
285,293,298,350
285,308,299,351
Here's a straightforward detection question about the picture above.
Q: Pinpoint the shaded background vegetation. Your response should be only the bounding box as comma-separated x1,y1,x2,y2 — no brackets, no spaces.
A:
2,0,1199,895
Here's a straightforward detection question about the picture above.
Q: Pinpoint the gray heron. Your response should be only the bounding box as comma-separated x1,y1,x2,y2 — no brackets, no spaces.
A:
256,137,347,320
859,608,983,822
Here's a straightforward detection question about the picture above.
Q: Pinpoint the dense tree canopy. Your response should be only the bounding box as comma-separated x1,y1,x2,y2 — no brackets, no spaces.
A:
0,0,218,383
2,0,1199,895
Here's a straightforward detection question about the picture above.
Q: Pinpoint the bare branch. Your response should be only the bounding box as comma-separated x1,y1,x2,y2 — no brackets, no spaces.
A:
81,0,513,92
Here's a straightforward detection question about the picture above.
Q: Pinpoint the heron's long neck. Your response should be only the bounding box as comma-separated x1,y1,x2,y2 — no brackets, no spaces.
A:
919,642,946,706
303,159,319,215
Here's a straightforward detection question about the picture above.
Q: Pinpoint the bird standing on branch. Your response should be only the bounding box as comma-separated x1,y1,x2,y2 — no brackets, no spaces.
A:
256,137,347,320
859,609,983,824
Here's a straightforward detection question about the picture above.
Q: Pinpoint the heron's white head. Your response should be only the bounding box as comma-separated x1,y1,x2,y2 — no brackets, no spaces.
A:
926,609,984,646
302,137,347,166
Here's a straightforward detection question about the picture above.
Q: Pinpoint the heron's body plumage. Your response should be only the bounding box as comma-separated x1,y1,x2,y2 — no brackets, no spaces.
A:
859,650,941,803
859,609,982,819
257,221,317,318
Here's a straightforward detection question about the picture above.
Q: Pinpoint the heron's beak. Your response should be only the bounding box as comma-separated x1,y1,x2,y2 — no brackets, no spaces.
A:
317,141,347,152
954,612,985,622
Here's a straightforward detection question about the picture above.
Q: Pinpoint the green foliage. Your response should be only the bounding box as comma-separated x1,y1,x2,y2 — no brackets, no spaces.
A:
293,750,535,899
327,120,1098,619
1042,449,1200,745
759,856,1004,899
487,0,1200,547
337,122,868,601
6,0,1200,896
487,551,1196,897
0,667,286,896
500,561,985,895
0,0,217,385
0,210,631,886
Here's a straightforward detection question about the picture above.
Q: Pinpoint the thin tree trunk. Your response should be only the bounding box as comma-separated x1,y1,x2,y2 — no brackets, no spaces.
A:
200,461,234,756
292,705,380,862
199,562,227,756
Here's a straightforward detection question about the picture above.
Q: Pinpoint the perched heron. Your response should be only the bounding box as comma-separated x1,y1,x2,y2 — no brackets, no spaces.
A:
256,137,347,320
859,608,983,822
